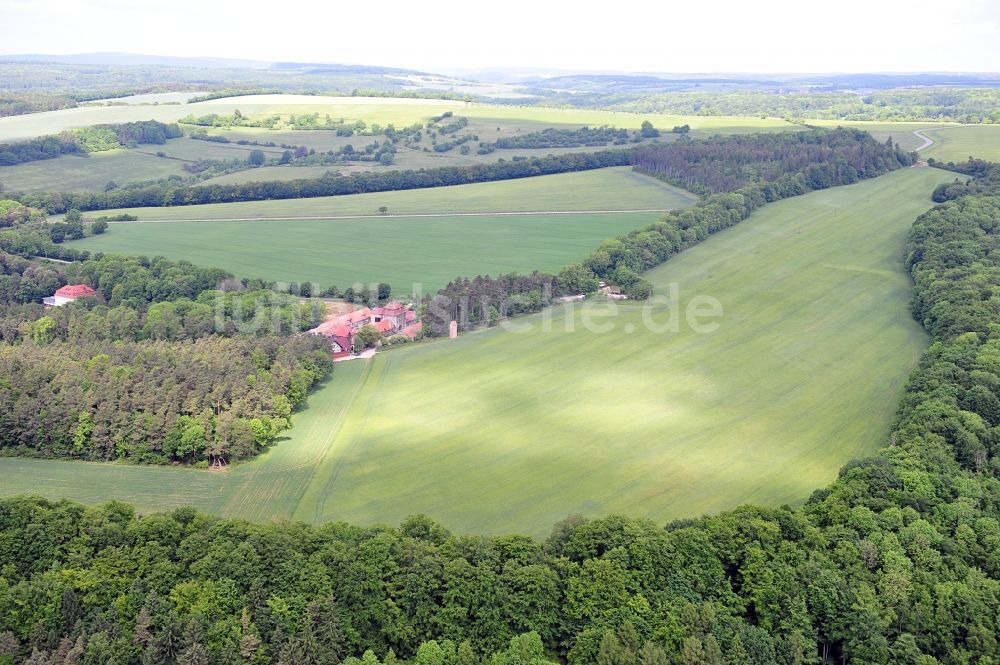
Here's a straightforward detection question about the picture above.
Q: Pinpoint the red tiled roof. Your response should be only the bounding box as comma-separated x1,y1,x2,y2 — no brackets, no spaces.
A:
381,301,406,314
402,322,423,338
375,320,394,334
54,284,95,299
332,307,372,326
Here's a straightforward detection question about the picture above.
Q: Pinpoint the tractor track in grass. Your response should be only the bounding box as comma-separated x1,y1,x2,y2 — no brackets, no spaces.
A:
108,209,677,224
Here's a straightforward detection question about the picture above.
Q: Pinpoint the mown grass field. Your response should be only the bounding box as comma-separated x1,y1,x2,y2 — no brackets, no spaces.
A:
0,167,951,536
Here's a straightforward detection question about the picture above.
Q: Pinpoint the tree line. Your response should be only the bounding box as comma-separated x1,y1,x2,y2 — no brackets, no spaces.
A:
0,121,182,166
11,150,634,214
524,88,1000,124
477,126,633,154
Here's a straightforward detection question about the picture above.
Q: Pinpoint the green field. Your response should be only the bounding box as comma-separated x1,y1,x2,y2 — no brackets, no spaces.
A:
0,167,951,536
81,167,697,219
920,125,1000,163
72,212,662,292
808,120,953,152
72,168,696,290
0,149,188,192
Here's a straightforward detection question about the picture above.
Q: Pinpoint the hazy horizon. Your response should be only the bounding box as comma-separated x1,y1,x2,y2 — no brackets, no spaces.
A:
2,0,998,74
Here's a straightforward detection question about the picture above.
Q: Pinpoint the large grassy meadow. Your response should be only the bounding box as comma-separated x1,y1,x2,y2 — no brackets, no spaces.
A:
0,167,951,536
287,166,949,534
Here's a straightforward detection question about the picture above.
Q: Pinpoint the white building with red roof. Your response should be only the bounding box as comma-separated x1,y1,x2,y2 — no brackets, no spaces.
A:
43,284,96,308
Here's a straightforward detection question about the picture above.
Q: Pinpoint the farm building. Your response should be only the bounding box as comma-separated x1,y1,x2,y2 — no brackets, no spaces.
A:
311,301,421,353
43,284,96,308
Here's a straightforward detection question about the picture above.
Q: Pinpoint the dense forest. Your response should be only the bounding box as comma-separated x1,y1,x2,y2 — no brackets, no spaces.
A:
0,121,183,166
0,249,330,465
632,128,910,194
422,129,914,333
476,126,633,154
0,335,332,465
11,150,633,214
2,164,1000,664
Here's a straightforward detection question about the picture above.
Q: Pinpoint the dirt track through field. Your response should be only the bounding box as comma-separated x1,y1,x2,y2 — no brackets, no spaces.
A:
108,209,677,224
913,129,935,152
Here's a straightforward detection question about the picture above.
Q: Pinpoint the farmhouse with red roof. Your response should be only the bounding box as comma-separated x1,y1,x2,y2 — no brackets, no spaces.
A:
43,284,96,308
310,301,421,354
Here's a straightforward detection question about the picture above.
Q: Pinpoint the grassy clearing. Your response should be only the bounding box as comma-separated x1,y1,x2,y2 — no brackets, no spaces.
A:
1,167,951,536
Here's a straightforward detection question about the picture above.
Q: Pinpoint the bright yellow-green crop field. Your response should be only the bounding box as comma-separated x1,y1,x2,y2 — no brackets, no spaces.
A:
0,166,950,536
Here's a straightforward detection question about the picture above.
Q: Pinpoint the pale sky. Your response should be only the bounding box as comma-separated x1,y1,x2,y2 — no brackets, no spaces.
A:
1,0,999,74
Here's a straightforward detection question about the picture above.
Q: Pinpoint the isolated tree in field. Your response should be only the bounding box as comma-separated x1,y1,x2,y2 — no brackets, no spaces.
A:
378,206,389,215
354,324,382,350
91,219,108,234
640,121,660,138
377,283,391,300
248,149,266,166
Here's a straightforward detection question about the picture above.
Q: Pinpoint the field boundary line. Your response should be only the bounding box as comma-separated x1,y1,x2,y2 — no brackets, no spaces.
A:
108,209,676,224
